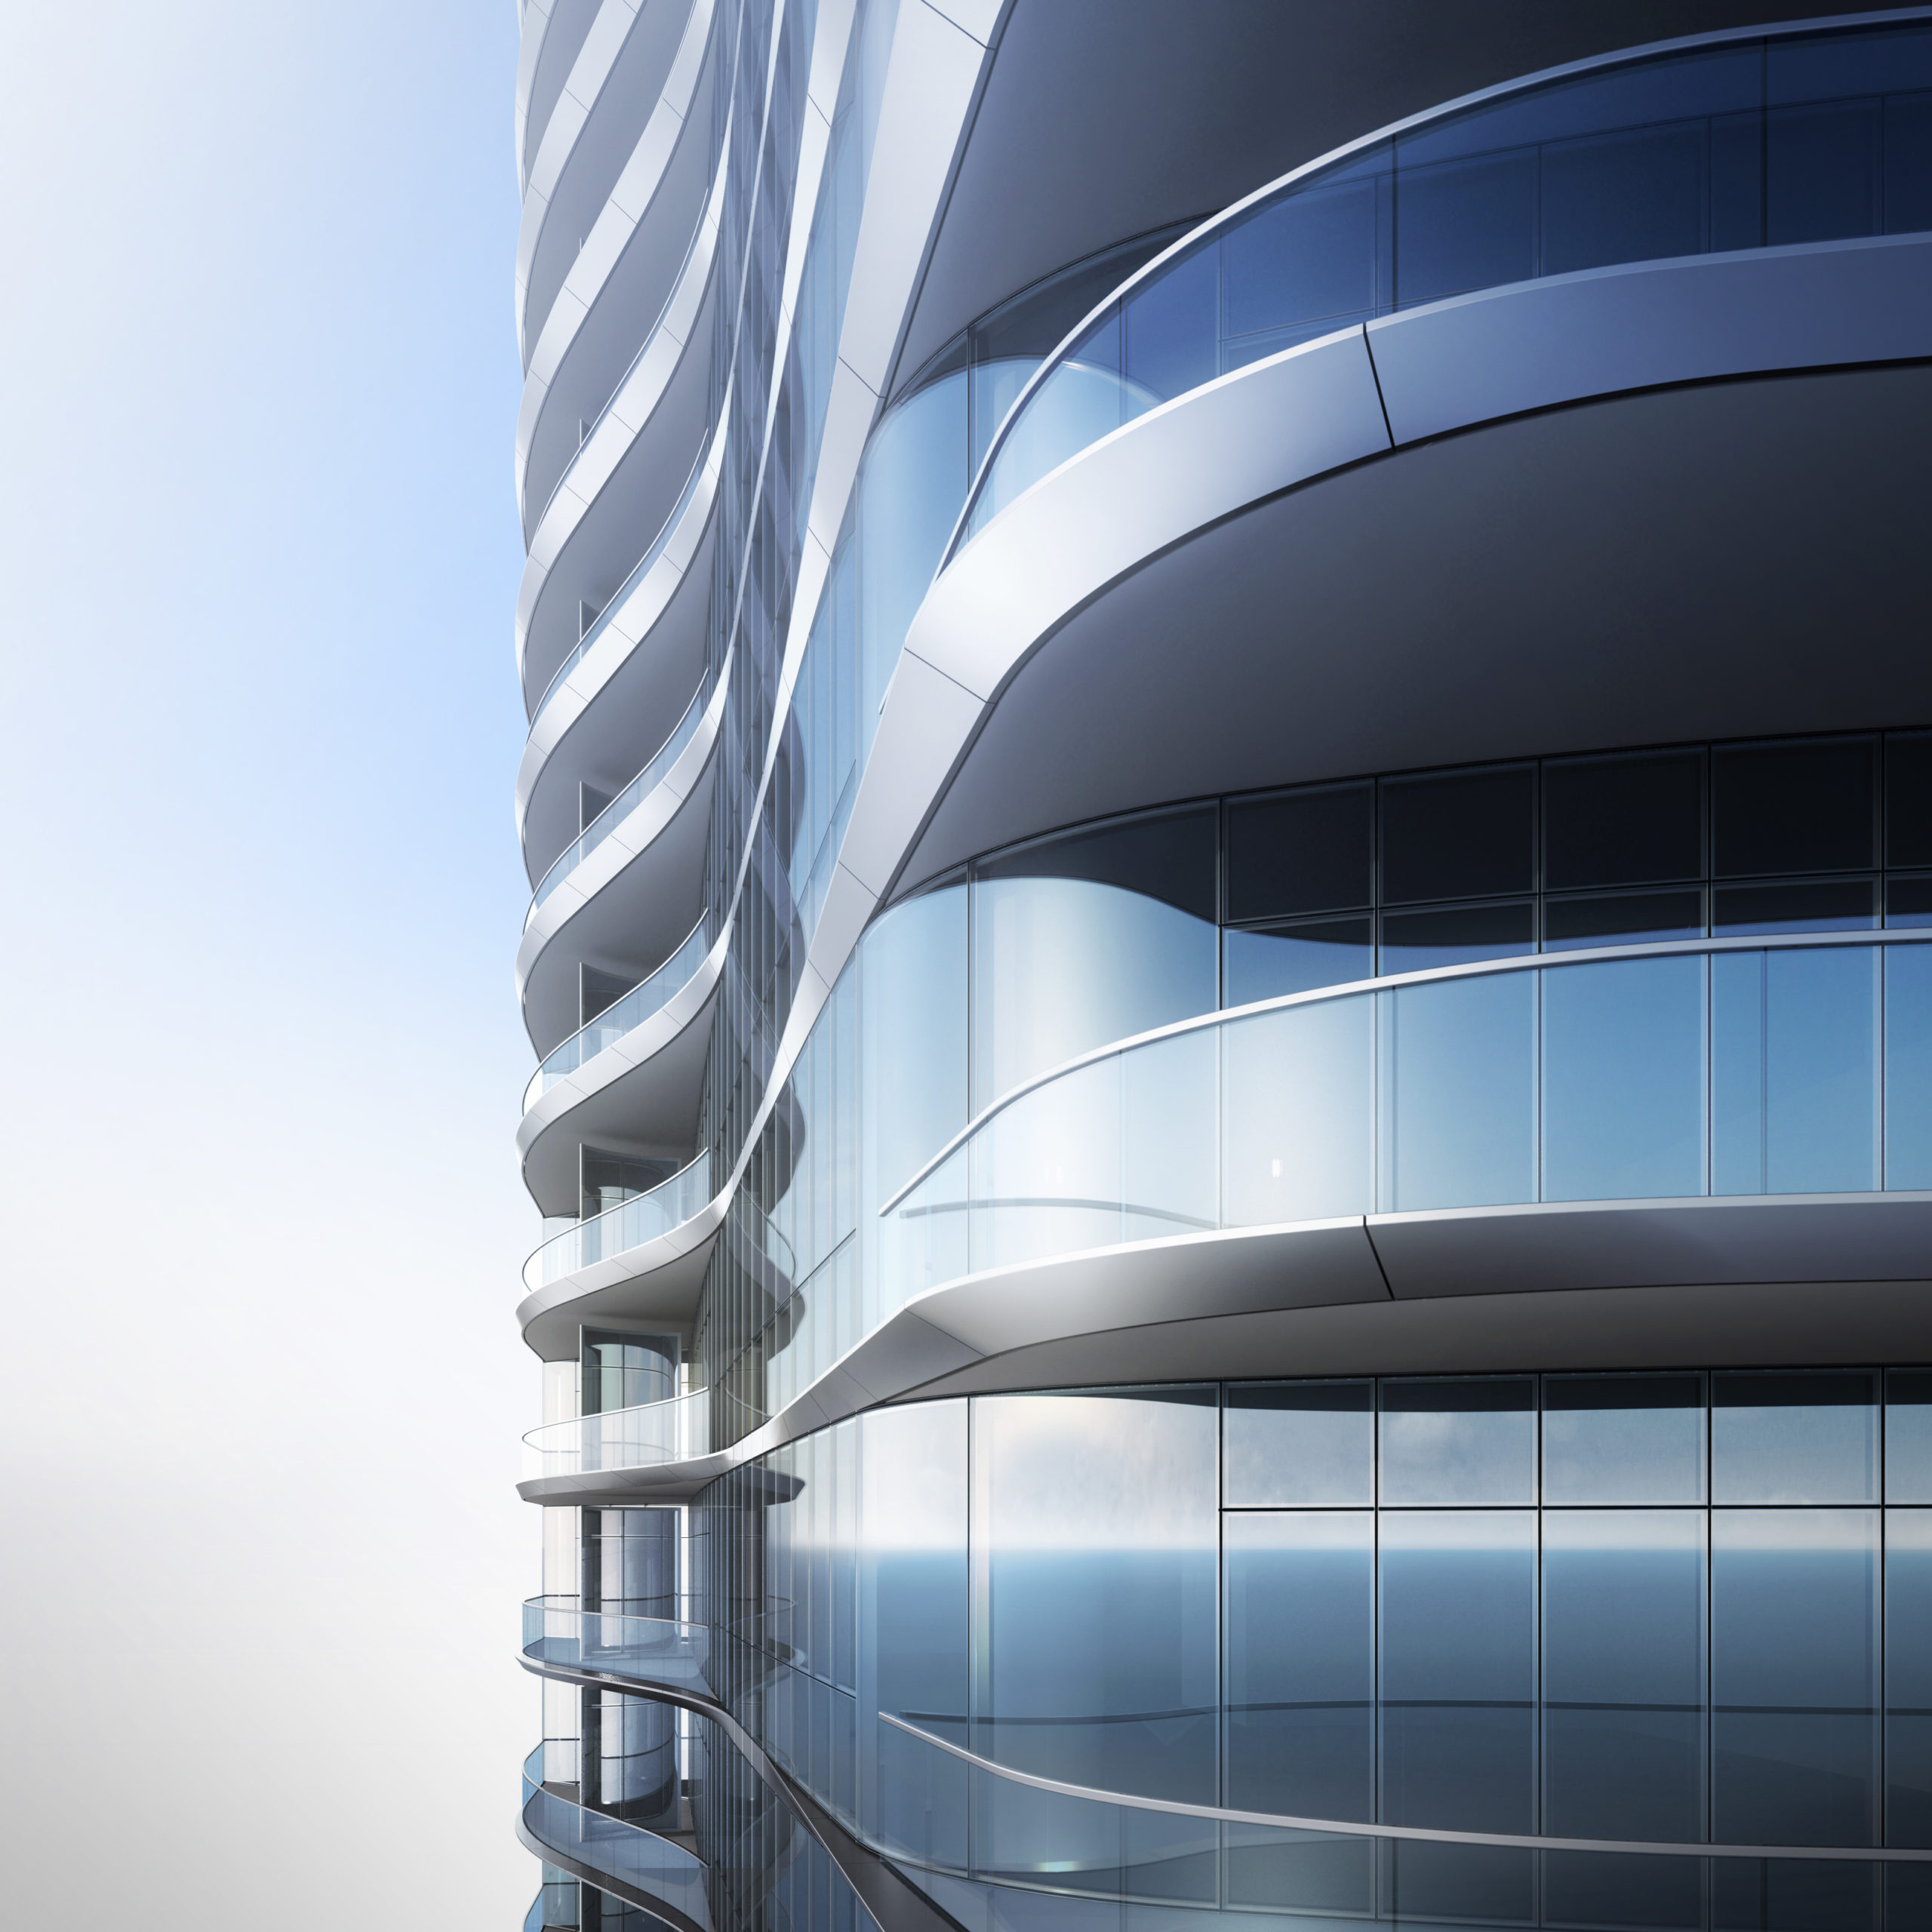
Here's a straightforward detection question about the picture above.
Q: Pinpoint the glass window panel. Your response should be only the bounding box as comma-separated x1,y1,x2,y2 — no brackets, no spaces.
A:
968,1055,1121,1275
1889,1371,1932,1504
1223,1380,1373,1507
1888,875,1932,929
1121,1028,1217,1245
1767,100,1884,245
1223,918,1372,1005
1712,1507,1880,1847
1541,953,1705,1202
1379,1510,1537,1900
1543,1372,1706,1504
1223,176,1380,339
1887,946,1932,1187
1711,949,1766,1195
1543,748,1703,890
1543,1511,1705,1841
1221,992,1372,1227
1224,1512,1374,1818
1888,1509,1932,1848
1225,783,1371,921
977,1389,1218,1804
1712,737,1877,877
1714,877,1878,934
1888,732,1932,868
1542,888,1704,951
1770,24,1932,105
1380,972,1536,1211
1380,764,1534,903
1765,945,1879,1193
1379,1377,1535,1506
1712,1371,1878,1504
1394,149,1537,308
1890,94,1932,234
972,811,1217,1108
1540,122,1706,277
1121,242,1218,407
1711,109,1766,251
1380,900,1534,973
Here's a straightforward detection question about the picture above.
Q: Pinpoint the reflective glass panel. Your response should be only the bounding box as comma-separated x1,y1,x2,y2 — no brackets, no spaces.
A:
1888,1372,1932,1504
1889,732,1932,869
1379,900,1534,972
1380,972,1536,1211
1887,945,1932,1189
1543,1373,1706,1504
1543,748,1703,891
1379,1378,1536,1506
1541,887,1703,951
1712,737,1878,877
1223,918,1371,1004
1888,1509,1932,1848
1888,875,1932,929
1712,1506,1880,1847
1714,877,1878,934
1223,1381,1373,1506
1712,1371,1878,1504
1541,952,1705,1202
977,1389,1218,1804
1225,783,1372,921
1380,765,1534,903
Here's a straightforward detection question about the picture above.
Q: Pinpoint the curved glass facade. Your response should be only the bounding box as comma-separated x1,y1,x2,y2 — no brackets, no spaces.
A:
507,3,1932,1927
964,16,1932,543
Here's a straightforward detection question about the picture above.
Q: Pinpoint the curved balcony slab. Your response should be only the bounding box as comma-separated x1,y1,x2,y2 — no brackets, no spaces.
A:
519,923,726,1216
518,1745,712,1932
517,669,723,1056
517,1198,724,1361
517,0,601,192
519,416,718,863
520,0,718,532
857,234,1932,900
518,149,725,705
518,0,695,361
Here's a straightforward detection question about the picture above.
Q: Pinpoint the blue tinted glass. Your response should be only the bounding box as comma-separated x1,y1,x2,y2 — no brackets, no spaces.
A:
1714,878,1878,934
1891,1372,1932,1505
1543,1373,1706,1504
1888,1509,1932,1847
1540,122,1706,276
1711,949,1766,1194
1121,242,1217,407
1540,888,1703,951
1223,174,1381,339
1768,100,1884,244
1395,149,1536,307
1379,1378,1535,1506
1542,1512,1705,1841
1380,1510,1536,1921
1223,1381,1373,1507
1888,876,1932,928
1541,954,1705,1202
1223,919,1371,1004
1712,1371,1877,1503
1380,900,1534,972
1766,946,1878,1193
1889,94,1932,234
1712,1507,1879,1847
1887,946,1932,1188
1224,1513,1374,1818
1380,973,1536,1211
978,1390,1217,1804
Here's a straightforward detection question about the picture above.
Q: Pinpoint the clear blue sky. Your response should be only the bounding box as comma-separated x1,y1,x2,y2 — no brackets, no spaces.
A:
0,2,540,1921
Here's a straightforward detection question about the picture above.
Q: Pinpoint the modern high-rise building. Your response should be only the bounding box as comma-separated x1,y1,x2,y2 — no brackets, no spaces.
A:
510,5,1932,1927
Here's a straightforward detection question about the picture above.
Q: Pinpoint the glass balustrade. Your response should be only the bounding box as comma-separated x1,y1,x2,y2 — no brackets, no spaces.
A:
527,1151,713,1291
520,1743,713,1930
887,937,1932,1294
960,17,1932,546
524,1599,715,1700
525,921,713,1109
522,1390,712,1481
531,435,713,726
872,1714,1932,1929
530,690,709,921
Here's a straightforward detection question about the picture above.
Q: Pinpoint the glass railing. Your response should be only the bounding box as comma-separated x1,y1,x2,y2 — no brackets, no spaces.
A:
526,1150,714,1291
886,935,1932,1294
523,1600,715,1700
872,1714,1932,1928
529,688,709,920
530,433,713,726
525,920,712,1110
520,1743,712,1930
958,17,1932,546
521,1390,712,1481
